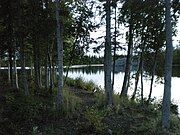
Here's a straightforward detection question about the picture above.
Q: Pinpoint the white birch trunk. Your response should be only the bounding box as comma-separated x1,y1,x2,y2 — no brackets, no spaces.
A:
105,0,112,106
55,0,63,108
8,62,11,82
13,54,19,89
162,0,173,130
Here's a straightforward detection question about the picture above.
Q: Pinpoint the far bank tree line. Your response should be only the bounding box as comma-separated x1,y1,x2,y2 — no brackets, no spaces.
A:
0,0,179,131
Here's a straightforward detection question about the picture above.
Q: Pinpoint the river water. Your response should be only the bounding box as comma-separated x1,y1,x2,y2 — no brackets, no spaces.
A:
64,65,180,111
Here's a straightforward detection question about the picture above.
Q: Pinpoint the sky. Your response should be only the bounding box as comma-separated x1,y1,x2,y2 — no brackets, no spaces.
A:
87,13,180,56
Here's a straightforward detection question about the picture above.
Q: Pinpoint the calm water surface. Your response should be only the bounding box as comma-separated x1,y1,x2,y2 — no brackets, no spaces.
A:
64,66,180,111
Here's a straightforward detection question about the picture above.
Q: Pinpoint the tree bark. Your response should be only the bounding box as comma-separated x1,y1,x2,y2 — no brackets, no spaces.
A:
20,39,29,96
8,49,13,86
30,57,33,78
13,52,19,89
33,44,40,92
48,46,53,94
0,56,1,79
112,4,117,91
55,0,63,108
147,50,158,104
45,51,49,91
140,56,144,103
131,56,141,100
8,62,11,83
18,0,29,95
121,13,133,97
162,0,173,130
105,0,113,106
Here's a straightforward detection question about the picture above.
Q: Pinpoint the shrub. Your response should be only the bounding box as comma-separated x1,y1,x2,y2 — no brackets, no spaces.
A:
84,108,107,133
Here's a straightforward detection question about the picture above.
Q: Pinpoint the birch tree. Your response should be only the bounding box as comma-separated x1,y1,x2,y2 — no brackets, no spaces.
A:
105,0,113,106
162,0,173,130
55,0,63,108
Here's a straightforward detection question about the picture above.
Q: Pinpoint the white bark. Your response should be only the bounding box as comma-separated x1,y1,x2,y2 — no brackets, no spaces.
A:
105,0,113,106
13,54,19,89
55,0,63,108
121,13,133,97
162,0,173,130
8,62,10,82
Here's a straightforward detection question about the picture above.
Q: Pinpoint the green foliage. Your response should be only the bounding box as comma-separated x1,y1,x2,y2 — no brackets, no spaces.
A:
173,48,180,65
1,76,180,134
84,108,107,133
94,90,106,107
65,77,98,92
0,86,82,134
62,88,82,117
1,92,49,134
169,115,180,134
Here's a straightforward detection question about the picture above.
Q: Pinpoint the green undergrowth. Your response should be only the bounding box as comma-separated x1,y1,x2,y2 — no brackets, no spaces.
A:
0,77,180,134
65,77,100,92
0,87,82,134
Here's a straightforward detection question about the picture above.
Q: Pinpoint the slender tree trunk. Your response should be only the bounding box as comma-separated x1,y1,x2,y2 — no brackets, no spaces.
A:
147,50,158,103
45,52,49,91
13,53,19,89
8,49,13,86
0,56,1,78
162,0,173,130
30,57,33,77
121,13,133,97
48,48,53,94
64,34,78,85
140,57,144,103
8,62,11,82
52,62,56,85
131,56,141,100
112,4,117,91
37,43,42,87
33,44,41,93
20,40,29,96
55,0,63,108
18,0,29,95
105,0,113,106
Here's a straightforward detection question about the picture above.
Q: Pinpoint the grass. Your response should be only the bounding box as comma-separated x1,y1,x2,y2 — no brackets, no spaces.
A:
65,76,99,92
0,76,180,134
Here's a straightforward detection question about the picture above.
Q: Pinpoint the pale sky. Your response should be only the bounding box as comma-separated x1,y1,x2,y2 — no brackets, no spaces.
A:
87,18,180,56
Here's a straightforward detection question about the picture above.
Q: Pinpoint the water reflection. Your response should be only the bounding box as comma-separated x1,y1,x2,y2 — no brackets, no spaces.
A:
65,65,180,113
64,66,104,75
64,65,180,77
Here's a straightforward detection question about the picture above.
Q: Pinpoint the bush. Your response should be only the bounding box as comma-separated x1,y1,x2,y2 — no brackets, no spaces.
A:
84,108,107,133
62,88,82,117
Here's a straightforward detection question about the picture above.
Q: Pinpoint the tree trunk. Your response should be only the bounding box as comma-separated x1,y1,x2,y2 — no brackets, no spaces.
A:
30,57,33,78
18,0,29,95
147,50,158,104
33,43,41,93
162,0,173,130
131,56,141,100
55,0,63,108
8,62,11,82
45,52,49,91
8,49,13,86
105,0,113,106
48,47,53,94
0,56,1,79
13,52,19,89
37,43,42,87
140,57,144,103
112,4,117,91
121,13,133,97
20,40,29,96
